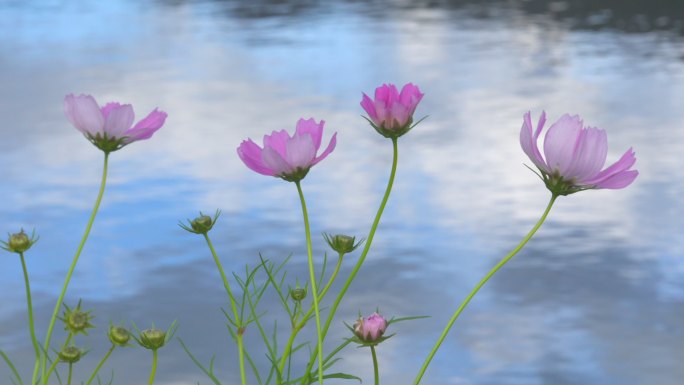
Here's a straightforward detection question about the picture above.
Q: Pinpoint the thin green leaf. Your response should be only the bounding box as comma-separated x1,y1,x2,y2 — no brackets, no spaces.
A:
0,350,23,385
178,338,223,385
387,315,430,324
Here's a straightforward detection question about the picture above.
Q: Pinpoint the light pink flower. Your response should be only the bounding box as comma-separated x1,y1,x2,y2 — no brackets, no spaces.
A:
353,312,388,343
361,83,424,138
237,118,337,182
64,94,167,152
520,111,638,195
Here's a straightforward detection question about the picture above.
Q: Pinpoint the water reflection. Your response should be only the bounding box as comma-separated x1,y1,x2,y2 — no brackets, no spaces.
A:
1,0,683,384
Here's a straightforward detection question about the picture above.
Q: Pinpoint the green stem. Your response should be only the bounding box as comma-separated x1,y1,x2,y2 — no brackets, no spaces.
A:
44,334,73,382
301,137,399,383
19,252,40,373
413,194,558,385
148,349,158,385
202,233,241,322
295,181,324,385
202,233,246,385
67,363,73,385
319,253,343,299
370,346,380,385
278,327,299,381
277,252,343,379
85,345,115,385
45,359,59,384
236,334,247,385
39,153,109,385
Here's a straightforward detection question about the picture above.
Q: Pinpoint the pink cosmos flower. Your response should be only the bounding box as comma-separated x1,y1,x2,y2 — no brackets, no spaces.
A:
64,94,167,153
237,118,337,182
353,312,388,343
361,83,424,138
520,111,638,195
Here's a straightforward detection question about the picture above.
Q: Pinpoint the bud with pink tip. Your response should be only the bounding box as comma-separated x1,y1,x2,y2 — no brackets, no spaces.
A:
353,312,388,343
361,83,424,138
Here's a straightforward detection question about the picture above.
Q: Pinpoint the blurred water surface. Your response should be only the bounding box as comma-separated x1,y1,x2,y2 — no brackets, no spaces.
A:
1,1,683,384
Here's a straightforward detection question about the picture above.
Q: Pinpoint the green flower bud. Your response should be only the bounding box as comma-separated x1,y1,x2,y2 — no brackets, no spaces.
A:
191,215,213,233
60,301,94,336
323,233,364,255
108,325,131,346
1,229,38,254
138,328,166,350
290,287,307,302
58,346,83,363
179,210,221,235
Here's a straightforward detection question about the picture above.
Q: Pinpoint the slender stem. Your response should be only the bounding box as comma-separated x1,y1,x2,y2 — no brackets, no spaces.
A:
370,346,379,385
319,253,343,299
67,363,73,385
278,327,299,380
85,345,116,385
45,359,59,384
413,194,558,385
276,252,343,379
148,349,158,385
39,153,110,385
203,233,241,322
301,137,399,383
202,233,246,385
295,181,324,385
44,334,73,382
236,334,247,385
19,252,40,372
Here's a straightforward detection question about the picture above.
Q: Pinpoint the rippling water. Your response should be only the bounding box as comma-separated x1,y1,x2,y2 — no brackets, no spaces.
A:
1,1,683,384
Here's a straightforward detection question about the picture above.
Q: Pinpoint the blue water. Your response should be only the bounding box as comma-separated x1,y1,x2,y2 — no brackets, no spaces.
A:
1,1,683,384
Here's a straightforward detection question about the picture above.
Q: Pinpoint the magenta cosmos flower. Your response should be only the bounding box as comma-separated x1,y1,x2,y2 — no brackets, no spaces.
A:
361,83,424,138
353,312,389,344
237,118,337,182
64,94,167,153
520,111,638,195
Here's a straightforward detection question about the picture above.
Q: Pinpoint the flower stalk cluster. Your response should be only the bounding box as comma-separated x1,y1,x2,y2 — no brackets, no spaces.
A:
1,83,640,385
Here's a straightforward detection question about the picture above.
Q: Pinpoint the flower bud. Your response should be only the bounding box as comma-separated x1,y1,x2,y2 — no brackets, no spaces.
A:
60,301,94,336
58,346,83,363
191,215,213,233
138,328,166,350
353,312,388,343
2,229,38,254
179,210,220,235
108,325,131,346
323,233,363,255
290,287,307,302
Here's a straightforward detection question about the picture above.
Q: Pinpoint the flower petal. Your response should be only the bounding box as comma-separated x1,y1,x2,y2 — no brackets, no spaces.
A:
543,114,583,175
64,94,104,136
312,132,337,166
263,130,291,159
295,118,324,150
399,82,424,114
519,111,548,172
565,126,608,182
594,170,639,189
361,93,378,122
583,147,638,189
390,102,410,127
285,133,316,169
100,102,123,119
102,104,134,138
126,108,167,142
237,139,274,176
262,146,293,175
